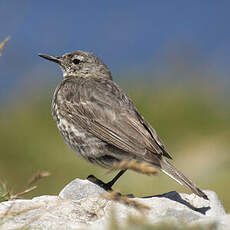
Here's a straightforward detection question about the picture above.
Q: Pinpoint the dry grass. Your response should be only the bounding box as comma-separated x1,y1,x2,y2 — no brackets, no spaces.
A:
103,191,150,212
109,159,158,176
0,205,41,218
9,186,37,200
0,36,10,55
0,170,51,202
27,171,51,185
9,170,51,200
0,183,37,201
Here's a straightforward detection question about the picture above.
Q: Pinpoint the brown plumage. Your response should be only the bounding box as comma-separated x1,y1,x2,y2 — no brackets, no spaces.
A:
38,51,208,200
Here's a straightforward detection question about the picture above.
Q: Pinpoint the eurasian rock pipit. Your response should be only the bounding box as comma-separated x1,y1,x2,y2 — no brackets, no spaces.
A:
38,51,208,200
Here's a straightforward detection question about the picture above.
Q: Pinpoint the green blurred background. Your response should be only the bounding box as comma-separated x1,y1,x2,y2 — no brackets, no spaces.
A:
0,1,230,212
1,79,230,211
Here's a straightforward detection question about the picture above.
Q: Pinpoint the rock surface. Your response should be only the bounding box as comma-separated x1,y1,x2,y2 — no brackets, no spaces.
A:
0,178,228,230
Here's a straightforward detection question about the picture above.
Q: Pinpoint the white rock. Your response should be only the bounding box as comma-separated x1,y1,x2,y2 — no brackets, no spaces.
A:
59,178,106,200
0,178,228,230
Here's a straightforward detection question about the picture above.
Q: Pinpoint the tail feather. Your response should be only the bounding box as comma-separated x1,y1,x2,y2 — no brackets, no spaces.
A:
160,158,208,200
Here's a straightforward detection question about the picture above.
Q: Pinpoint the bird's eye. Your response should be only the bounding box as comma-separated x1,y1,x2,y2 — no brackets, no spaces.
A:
72,59,80,65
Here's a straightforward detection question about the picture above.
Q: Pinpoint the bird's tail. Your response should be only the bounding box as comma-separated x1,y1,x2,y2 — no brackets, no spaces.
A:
160,158,208,200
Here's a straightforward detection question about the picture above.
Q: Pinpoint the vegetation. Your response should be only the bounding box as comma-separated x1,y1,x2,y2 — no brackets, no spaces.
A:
0,82,229,213
108,211,217,230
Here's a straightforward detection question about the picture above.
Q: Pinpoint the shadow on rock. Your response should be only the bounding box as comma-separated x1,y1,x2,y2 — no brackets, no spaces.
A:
143,191,210,215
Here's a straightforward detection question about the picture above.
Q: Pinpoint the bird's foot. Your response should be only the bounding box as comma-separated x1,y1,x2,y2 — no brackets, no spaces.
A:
87,175,113,191
87,174,134,197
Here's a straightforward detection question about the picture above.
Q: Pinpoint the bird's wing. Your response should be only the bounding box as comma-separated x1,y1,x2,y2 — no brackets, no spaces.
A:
57,77,172,159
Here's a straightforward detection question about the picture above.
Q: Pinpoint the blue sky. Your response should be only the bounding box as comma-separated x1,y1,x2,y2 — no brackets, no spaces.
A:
1,1,230,104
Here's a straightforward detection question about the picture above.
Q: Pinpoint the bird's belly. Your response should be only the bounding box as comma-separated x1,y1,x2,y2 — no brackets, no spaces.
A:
56,118,122,168
57,118,103,156
55,116,133,168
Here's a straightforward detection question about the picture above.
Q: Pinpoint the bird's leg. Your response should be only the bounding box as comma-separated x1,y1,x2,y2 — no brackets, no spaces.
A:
87,175,108,188
104,169,127,191
87,169,127,191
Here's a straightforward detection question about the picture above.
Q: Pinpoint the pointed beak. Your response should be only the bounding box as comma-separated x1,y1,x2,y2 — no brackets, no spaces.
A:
38,53,61,64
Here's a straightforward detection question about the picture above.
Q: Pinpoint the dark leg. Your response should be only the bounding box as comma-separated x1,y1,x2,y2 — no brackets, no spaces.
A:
104,169,127,190
87,169,127,191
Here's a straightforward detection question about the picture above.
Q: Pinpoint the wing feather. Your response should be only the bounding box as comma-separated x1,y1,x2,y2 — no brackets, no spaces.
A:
57,77,172,159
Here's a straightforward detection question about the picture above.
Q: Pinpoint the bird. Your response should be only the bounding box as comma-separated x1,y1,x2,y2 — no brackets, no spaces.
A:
38,51,208,200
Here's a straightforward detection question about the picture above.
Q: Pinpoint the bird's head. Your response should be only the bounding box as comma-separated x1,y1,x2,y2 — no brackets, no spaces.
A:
38,51,112,79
